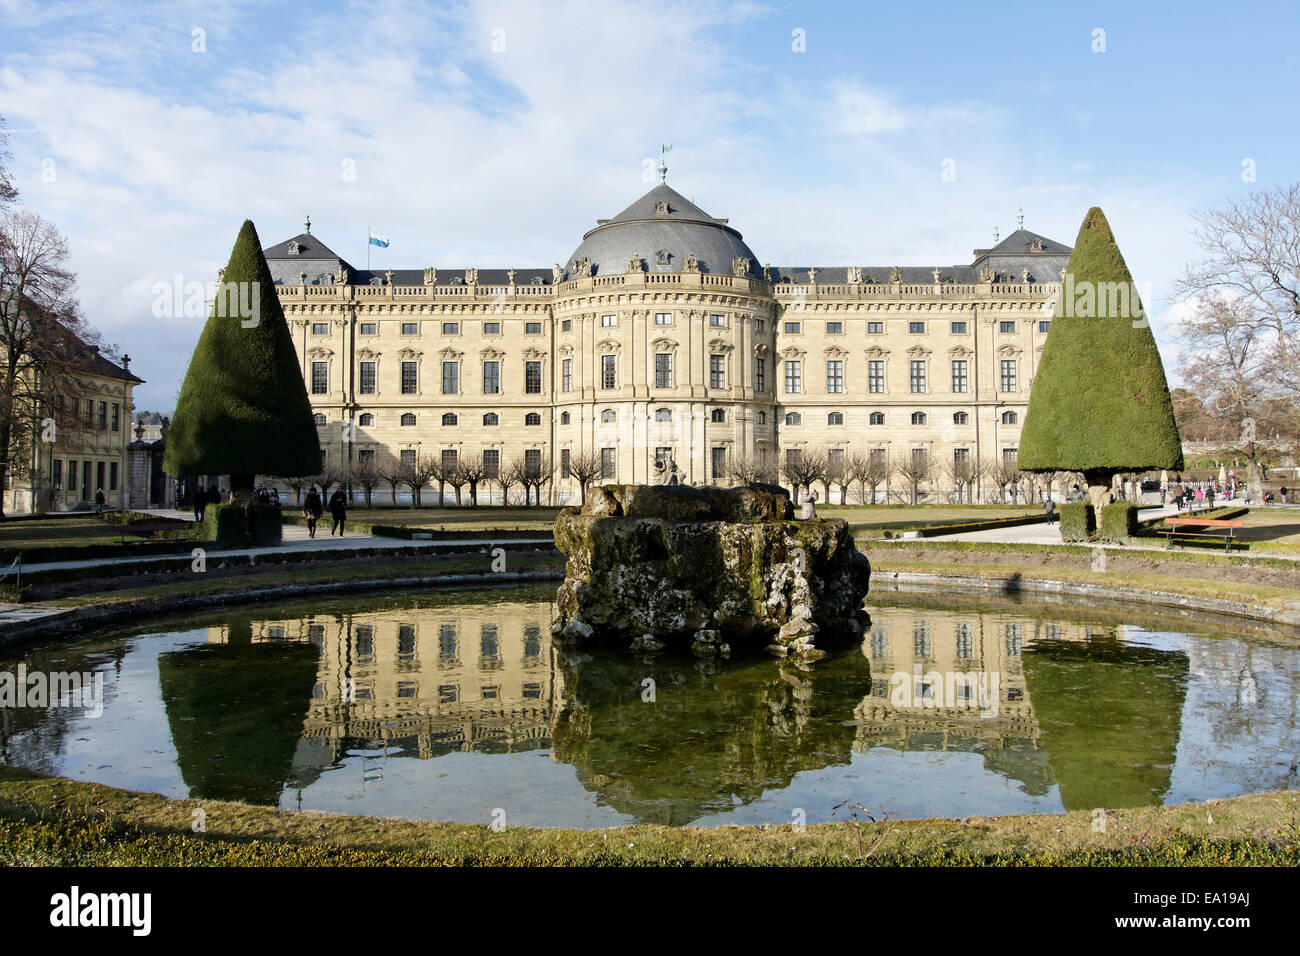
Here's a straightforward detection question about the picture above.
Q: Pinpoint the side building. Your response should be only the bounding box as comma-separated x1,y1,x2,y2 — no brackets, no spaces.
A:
4,321,142,514
269,182,1071,504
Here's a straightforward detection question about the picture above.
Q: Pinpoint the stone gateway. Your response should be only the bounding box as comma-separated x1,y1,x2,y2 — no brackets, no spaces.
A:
551,483,871,660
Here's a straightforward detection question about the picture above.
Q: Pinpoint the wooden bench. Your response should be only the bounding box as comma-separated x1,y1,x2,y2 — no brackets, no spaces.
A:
1158,517,1244,552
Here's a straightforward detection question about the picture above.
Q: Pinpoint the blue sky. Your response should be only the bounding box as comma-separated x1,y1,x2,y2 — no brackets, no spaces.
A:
1,0,1296,411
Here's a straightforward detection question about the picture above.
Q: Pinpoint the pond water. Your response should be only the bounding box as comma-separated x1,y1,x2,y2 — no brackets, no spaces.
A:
2,586,1297,828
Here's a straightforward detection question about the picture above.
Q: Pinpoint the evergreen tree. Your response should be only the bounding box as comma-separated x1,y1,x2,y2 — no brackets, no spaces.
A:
164,220,320,496
1018,207,1183,505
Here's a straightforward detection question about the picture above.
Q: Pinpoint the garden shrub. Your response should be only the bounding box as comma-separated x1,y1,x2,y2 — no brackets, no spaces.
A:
1058,503,1095,542
204,503,248,548
247,504,283,547
1098,502,1138,543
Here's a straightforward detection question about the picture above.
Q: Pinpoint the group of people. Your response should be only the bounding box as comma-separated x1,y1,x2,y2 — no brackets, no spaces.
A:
301,486,348,538
253,484,281,507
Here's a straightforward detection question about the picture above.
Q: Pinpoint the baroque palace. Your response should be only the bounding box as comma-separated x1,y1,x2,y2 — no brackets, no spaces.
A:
269,176,1072,503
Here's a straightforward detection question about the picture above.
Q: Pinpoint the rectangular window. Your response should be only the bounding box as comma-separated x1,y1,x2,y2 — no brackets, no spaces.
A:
524,449,541,477
912,447,928,467
828,447,845,474
358,449,375,464
442,322,459,335
401,361,417,395
111,404,120,431
525,322,542,334
711,446,726,480
784,321,801,334
311,362,328,394
601,314,616,327
654,312,671,325
785,448,802,471
401,322,418,335
53,459,63,489
910,360,926,393
601,447,616,480
951,360,968,393
755,357,766,392
110,461,118,491
98,401,107,429
784,360,801,394
83,399,93,426
709,354,725,389
359,322,377,336
655,353,672,388
560,319,571,332
999,320,1015,333
484,321,500,335
601,354,617,389
868,360,885,393
710,314,724,327
870,447,887,467
826,360,844,394
950,321,967,334
96,461,105,493
1001,359,1017,393
1003,447,1018,467
826,321,843,335
442,361,459,394
359,361,376,394
400,449,416,466
867,321,883,334
755,319,765,332
560,448,571,478
1039,320,1051,333
442,448,458,471
525,361,542,394
954,447,970,464
909,321,925,334
311,322,328,335
562,358,572,392
483,361,500,394
483,449,500,479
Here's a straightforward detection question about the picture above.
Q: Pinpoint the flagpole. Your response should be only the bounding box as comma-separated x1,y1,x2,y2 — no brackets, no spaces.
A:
367,224,370,273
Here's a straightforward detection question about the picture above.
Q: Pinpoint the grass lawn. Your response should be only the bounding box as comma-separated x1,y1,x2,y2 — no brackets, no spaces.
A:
310,505,562,532
0,515,160,551
1,766,1296,866
818,504,1040,535
1232,507,1300,552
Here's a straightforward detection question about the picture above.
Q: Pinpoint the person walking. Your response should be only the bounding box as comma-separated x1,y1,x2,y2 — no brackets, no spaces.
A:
303,485,323,538
1282,486,1290,505
1206,485,1216,510
329,488,348,536
1044,496,1057,524
94,487,106,515
193,485,207,522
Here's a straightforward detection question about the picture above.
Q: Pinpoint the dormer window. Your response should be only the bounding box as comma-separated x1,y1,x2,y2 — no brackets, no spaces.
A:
656,249,671,265
287,240,300,255
1030,238,1044,252
531,275,543,285
655,201,670,215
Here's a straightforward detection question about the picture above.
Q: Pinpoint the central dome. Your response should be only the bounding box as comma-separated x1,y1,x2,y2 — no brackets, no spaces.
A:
564,184,761,280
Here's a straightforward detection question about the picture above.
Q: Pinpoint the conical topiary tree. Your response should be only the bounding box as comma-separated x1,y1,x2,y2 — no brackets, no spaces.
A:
1018,207,1183,507
164,220,321,498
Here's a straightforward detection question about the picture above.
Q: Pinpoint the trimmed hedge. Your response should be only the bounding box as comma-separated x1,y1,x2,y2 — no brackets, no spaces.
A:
247,504,283,547
204,503,249,548
1058,503,1095,542
1098,502,1138,543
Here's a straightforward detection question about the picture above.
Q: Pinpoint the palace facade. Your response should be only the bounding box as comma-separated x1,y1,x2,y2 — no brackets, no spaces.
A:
269,180,1072,503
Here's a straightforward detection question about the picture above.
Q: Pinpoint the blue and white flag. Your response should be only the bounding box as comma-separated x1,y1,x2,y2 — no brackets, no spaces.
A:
368,231,390,248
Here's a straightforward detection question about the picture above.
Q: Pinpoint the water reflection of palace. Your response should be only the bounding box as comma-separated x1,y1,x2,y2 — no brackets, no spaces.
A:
204,598,565,761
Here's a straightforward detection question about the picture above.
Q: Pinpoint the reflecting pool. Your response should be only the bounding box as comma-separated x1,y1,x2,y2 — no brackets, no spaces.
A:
2,586,1297,828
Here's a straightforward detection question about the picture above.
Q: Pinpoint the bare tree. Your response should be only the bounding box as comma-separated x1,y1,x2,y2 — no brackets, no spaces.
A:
940,455,984,504
522,453,552,507
1173,184,1300,403
892,452,931,506
845,452,889,505
459,457,487,506
728,446,780,485
988,458,1020,504
379,453,407,506
565,449,604,504
444,458,467,506
824,449,850,504
498,456,523,506
0,116,17,208
780,448,827,496
348,456,381,507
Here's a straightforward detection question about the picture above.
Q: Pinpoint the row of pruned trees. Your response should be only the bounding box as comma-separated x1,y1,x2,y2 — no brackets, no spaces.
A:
730,445,1088,505
275,451,558,508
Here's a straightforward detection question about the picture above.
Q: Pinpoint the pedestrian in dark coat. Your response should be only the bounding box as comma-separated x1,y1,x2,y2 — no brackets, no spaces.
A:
303,487,323,538
329,489,348,537
193,486,207,522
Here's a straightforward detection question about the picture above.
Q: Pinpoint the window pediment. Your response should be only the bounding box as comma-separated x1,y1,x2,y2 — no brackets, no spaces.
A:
397,346,423,359
778,345,805,360
823,345,848,358
948,346,972,358
651,336,679,352
437,347,462,360
864,346,890,358
597,339,621,354
307,346,333,359
479,347,505,360
356,347,380,360
905,345,931,358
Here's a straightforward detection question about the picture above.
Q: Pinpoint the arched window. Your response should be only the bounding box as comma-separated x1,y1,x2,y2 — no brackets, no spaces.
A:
784,412,801,426
359,413,374,427
525,412,541,426
483,413,499,426
758,411,767,424
828,412,844,425
312,413,326,426
600,409,616,423
655,408,672,422
953,412,968,425
911,412,927,425
1001,411,1018,425
710,409,726,423
869,412,885,425
442,413,458,426
560,411,571,425
400,413,416,426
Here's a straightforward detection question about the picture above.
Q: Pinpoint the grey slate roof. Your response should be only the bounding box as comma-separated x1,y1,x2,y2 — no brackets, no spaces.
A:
971,228,1072,261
